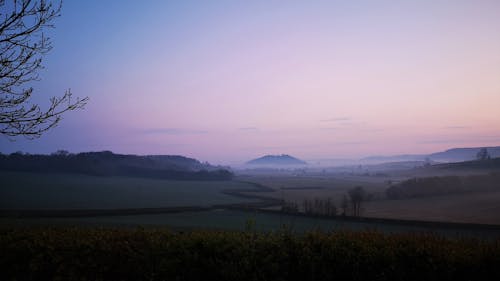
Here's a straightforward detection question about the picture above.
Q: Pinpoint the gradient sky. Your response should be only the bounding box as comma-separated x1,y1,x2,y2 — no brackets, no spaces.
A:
1,0,500,164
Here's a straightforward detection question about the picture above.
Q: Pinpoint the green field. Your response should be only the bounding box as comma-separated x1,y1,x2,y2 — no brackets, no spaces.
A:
3,210,355,233
0,171,259,210
364,191,500,224
3,209,500,240
4,169,500,227
236,174,388,204
238,169,500,225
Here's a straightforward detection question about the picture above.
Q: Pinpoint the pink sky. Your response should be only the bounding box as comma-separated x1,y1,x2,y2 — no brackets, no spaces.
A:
1,0,500,164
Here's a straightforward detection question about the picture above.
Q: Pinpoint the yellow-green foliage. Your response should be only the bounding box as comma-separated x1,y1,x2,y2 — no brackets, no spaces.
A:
1,227,499,281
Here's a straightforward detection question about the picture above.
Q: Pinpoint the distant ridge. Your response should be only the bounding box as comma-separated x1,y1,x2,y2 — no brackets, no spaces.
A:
0,151,233,181
428,146,500,162
246,154,307,165
362,146,500,164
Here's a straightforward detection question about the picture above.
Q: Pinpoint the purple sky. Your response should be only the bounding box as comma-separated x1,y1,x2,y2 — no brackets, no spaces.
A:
1,0,500,164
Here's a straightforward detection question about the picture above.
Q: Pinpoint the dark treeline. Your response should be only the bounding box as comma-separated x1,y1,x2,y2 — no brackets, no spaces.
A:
302,198,338,216
0,151,233,181
436,157,500,170
386,172,500,199
281,186,369,218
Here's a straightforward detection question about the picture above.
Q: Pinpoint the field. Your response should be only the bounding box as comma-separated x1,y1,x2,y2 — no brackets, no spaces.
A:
236,174,388,206
3,166,500,280
3,167,500,280
237,167,500,225
2,209,500,239
3,166,500,229
0,171,259,210
364,191,500,224
2,226,500,281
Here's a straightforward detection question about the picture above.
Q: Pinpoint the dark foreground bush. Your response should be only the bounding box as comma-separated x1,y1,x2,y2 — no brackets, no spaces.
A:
1,227,499,281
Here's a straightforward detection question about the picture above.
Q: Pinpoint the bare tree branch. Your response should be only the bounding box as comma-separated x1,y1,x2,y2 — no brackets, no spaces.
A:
0,0,88,138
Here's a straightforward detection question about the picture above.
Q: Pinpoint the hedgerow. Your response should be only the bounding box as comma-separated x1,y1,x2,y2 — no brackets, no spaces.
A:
1,227,499,280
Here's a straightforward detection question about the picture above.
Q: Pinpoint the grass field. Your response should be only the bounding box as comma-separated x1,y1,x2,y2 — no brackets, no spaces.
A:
236,174,388,205
3,169,500,226
0,171,259,210
237,171,500,225
364,191,500,225
2,209,500,239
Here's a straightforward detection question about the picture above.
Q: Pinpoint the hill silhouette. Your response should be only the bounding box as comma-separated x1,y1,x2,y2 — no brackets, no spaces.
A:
428,146,500,162
0,151,233,181
361,146,500,164
246,154,307,165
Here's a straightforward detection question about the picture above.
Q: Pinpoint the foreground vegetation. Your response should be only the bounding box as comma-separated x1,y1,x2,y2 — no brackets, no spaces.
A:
1,227,499,280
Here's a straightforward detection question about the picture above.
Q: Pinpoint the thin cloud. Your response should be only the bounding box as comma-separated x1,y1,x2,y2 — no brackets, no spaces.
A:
363,128,384,133
238,127,259,131
320,118,368,131
140,128,208,135
444,126,469,130
335,141,369,145
418,139,464,144
320,117,351,122
320,122,376,132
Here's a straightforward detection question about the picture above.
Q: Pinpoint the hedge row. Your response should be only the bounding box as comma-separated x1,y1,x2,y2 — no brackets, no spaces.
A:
1,227,499,281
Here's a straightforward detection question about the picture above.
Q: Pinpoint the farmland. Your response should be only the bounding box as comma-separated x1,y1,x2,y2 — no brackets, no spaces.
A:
2,209,500,240
3,162,500,280
3,162,500,230
364,191,500,224
0,171,260,210
237,173,388,205
237,163,500,225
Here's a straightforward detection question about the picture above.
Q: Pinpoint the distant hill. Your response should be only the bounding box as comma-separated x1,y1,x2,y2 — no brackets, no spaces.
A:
432,157,500,170
246,154,307,166
0,151,233,181
361,146,500,164
428,147,500,162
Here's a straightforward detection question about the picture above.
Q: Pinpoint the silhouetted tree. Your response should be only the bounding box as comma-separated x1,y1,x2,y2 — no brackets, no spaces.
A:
476,148,491,161
281,201,299,213
51,149,69,157
301,198,337,216
0,0,87,138
424,157,431,167
348,186,366,217
340,194,349,216
303,199,313,214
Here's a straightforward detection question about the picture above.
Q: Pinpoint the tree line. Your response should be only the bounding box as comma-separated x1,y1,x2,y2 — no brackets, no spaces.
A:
0,151,233,181
386,172,500,199
281,186,368,217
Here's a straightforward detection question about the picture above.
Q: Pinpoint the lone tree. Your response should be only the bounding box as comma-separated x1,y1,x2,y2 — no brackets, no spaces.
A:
340,194,349,216
476,148,491,161
347,186,366,217
0,0,87,138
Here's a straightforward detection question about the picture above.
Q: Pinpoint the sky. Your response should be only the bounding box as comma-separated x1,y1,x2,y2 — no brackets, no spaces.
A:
1,0,500,164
